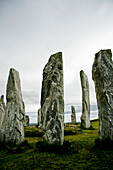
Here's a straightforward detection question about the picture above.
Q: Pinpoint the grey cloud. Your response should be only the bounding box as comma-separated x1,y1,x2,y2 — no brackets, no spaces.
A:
0,0,113,108
23,91,40,105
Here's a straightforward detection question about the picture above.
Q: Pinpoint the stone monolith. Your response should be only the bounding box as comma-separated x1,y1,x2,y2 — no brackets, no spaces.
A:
92,49,113,140
80,70,90,128
25,115,29,127
38,108,41,127
41,52,64,145
0,95,5,128
71,105,76,124
0,68,25,144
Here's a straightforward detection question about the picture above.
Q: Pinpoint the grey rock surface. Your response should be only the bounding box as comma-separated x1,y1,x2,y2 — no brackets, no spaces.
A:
0,68,25,144
80,70,90,128
92,49,113,140
41,52,64,145
0,95,5,128
71,105,76,124
38,108,41,127
25,115,29,127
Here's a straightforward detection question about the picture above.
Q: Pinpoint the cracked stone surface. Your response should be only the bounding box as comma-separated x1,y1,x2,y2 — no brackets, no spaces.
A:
0,68,25,144
92,49,113,140
80,70,90,128
41,52,64,145
71,105,76,124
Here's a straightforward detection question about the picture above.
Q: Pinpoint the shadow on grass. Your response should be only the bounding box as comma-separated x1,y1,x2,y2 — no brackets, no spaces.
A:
95,138,113,150
25,130,43,137
35,141,78,154
64,129,77,136
0,140,31,154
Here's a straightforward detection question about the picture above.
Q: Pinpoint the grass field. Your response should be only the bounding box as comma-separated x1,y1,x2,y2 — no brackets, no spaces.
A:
0,120,113,169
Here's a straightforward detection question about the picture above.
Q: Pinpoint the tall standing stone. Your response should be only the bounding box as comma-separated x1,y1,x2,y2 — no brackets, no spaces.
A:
92,49,113,140
0,95,5,128
0,68,25,144
80,70,90,128
38,108,41,127
71,105,76,124
41,52,64,145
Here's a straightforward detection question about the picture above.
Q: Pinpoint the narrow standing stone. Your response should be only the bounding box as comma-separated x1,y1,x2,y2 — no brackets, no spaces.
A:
71,105,76,124
25,115,29,127
0,68,25,144
92,49,113,140
80,70,90,128
0,95,5,128
38,108,41,127
41,52,64,145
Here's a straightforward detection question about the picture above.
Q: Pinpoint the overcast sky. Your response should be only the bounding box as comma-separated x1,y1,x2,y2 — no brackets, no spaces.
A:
0,0,113,111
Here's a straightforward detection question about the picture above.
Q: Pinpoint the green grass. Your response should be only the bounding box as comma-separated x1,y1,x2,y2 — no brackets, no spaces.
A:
1,120,113,169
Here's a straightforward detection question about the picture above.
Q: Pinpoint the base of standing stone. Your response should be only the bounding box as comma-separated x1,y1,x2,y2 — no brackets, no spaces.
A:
95,138,113,149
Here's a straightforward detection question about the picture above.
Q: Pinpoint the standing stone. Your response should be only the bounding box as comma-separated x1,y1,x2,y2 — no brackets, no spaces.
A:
41,52,64,145
92,49,113,140
0,68,25,144
25,115,29,127
71,105,76,124
80,70,90,128
0,95,5,128
38,108,41,127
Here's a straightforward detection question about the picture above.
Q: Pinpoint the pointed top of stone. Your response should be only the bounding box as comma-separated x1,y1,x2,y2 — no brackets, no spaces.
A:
43,52,63,74
80,70,87,77
80,70,89,89
6,68,23,102
49,52,62,62
80,70,86,79
95,49,112,58
94,49,112,63
92,49,113,81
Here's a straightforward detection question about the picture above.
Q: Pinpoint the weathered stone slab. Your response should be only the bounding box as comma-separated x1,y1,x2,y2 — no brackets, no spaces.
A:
0,95,5,128
80,70,90,128
0,68,25,144
38,108,41,127
92,49,113,140
71,105,76,124
41,52,64,145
